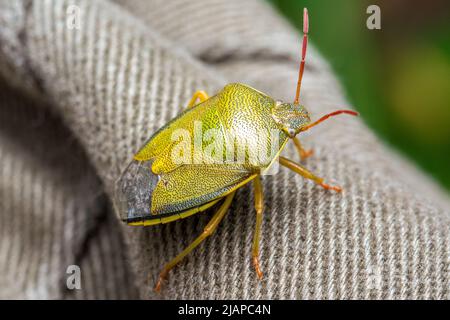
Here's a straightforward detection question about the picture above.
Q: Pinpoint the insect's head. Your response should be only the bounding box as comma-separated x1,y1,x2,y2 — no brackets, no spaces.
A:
274,8,358,138
272,101,311,138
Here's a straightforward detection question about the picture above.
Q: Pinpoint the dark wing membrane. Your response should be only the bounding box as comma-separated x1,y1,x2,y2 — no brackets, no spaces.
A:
114,159,158,222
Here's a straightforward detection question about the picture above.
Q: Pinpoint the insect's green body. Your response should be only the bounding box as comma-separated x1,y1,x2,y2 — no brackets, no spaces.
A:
115,83,310,225
114,8,358,291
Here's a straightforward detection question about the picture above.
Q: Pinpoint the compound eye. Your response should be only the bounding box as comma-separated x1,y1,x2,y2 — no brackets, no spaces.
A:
287,128,296,137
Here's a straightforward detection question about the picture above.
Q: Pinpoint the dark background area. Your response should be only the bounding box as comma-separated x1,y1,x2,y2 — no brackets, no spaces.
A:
269,0,450,191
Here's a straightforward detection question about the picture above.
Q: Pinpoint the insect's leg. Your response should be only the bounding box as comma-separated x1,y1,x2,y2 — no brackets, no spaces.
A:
186,90,209,109
279,156,342,192
252,175,264,279
292,137,313,161
154,191,235,292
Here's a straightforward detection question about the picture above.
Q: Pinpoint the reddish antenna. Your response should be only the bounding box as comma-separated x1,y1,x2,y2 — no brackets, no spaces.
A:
294,8,309,105
300,110,359,132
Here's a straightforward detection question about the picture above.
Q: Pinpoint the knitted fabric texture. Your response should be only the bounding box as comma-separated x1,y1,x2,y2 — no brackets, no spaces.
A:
0,0,449,299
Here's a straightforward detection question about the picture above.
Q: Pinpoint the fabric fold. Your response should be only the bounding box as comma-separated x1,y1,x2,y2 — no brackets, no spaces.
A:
0,0,448,299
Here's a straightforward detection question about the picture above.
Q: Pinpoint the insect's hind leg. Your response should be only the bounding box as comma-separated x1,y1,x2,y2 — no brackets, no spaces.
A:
154,191,235,292
186,90,209,109
252,176,264,279
292,137,313,161
279,156,342,192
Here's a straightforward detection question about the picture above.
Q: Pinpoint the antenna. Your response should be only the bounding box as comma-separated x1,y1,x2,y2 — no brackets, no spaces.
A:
300,110,359,132
294,8,309,105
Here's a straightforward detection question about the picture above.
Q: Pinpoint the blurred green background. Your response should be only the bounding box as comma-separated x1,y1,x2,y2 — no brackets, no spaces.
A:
268,0,450,192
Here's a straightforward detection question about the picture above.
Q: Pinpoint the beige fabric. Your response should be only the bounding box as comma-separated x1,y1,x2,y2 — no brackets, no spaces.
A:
0,0,448,299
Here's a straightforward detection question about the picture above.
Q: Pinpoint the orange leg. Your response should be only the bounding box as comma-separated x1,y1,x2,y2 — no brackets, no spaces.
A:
279,156,342,192
293,137,313,161
154,191,235,292
252,176,264,279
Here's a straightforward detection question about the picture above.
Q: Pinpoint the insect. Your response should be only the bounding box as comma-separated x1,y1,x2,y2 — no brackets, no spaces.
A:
114,8,358,292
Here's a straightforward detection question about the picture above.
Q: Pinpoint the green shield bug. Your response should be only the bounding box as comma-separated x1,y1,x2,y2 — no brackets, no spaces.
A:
114,8,358,291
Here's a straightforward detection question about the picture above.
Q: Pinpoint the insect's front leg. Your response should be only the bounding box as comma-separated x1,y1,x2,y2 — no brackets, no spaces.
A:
186,90,209,109
279,156,342,192
292,137,313,161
